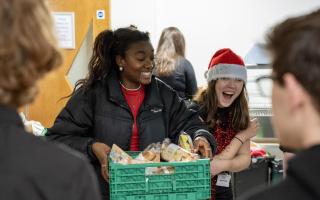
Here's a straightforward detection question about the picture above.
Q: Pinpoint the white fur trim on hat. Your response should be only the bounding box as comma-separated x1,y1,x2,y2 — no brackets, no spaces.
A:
206,64,247,82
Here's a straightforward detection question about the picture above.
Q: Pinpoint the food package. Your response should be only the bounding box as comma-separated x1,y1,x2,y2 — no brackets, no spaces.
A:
250,141,267,158
135,142,161,163
109,144,133,164
145,166,175,175
161,138,199,162
19,112,47,136
178,132,194,153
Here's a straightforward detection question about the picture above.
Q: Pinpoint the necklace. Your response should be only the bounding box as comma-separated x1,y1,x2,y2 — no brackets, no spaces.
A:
120,81,141,91
120,84,144,110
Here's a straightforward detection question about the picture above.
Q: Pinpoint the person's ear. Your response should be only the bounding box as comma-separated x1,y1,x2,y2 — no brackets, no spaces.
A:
283,73,305,111
115,55,125,67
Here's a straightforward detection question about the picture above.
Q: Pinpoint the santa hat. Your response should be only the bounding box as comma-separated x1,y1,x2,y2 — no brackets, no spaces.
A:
206,48,247,83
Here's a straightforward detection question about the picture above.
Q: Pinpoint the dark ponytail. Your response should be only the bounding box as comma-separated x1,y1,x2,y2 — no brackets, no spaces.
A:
75,30,115,91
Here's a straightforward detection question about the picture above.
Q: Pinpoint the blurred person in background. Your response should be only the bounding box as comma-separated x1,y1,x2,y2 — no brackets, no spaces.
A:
154,27,198,100
242,9,320,200
0,0,100,199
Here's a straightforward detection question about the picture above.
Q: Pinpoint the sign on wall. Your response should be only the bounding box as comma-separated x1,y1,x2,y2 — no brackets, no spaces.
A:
96,10,105,20
52,12,75,49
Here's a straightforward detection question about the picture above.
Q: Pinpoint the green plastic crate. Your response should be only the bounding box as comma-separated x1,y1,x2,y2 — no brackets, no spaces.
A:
109,152,211,200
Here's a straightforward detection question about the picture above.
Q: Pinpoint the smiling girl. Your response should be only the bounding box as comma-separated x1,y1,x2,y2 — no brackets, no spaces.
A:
194,48,259,200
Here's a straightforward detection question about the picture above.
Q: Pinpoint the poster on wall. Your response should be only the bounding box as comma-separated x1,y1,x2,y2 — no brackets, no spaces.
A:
52,12,75,49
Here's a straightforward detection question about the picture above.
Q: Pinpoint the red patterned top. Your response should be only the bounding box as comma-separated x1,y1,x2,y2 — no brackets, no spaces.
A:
214,108,236,154
201,107,236,200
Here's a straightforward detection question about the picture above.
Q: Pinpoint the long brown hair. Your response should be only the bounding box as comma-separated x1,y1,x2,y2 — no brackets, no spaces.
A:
0,0,62,108
193,80,250,131
154,27,186,76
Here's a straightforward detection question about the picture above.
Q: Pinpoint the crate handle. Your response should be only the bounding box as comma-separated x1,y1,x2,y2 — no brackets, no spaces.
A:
145,177,149,192
145,166,175,176
144,173,177,192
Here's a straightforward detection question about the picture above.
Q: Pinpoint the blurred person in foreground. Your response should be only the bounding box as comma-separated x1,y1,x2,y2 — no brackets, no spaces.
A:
0,0,100,199
241,9,320,200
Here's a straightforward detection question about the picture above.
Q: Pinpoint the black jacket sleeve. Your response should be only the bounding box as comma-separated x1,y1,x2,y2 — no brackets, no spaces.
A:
46,89,97,161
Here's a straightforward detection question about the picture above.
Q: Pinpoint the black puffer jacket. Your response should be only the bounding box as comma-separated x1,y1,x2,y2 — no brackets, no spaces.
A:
47,72,216,198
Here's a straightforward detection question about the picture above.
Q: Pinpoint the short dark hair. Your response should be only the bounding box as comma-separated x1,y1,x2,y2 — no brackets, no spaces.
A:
267,9,320,112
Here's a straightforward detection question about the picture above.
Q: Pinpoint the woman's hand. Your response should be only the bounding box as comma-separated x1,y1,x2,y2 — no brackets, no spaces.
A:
92,142,111,182
194,137,213,159
237,118,259,142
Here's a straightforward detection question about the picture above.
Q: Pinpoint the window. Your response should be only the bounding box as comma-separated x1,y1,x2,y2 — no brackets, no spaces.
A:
246,65,274,138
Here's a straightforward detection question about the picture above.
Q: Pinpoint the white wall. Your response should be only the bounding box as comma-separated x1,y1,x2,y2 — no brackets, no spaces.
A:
111,0,320,86
68,23,93,87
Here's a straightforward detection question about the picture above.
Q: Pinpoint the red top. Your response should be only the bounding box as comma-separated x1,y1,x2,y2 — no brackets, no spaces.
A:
120,84,145,151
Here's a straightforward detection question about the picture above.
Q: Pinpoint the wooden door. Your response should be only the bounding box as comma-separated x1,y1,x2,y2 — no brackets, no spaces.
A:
26,0,110,127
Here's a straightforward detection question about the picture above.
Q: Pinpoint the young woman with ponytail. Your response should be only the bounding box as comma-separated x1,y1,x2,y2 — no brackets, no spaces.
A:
47,25,216,199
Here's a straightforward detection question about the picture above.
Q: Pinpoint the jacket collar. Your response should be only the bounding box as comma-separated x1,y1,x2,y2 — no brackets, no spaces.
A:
105,71,127,106
0,105,24,128
105,71,163,108
144,77,164,108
